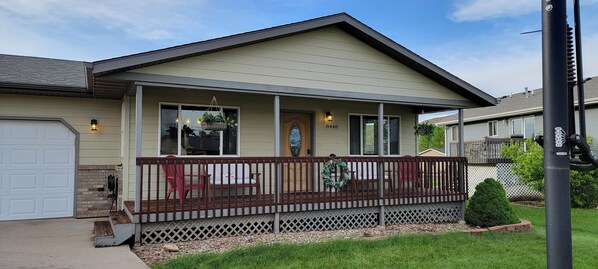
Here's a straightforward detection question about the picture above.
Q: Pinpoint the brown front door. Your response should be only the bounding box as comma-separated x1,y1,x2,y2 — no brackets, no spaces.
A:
281,112,312,192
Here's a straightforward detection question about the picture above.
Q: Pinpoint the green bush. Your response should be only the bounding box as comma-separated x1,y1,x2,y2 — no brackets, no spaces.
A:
465,178,519,228
502,139,598,208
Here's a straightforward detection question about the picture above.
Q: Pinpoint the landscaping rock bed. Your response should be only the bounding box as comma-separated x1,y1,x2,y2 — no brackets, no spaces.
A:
133,222,472,266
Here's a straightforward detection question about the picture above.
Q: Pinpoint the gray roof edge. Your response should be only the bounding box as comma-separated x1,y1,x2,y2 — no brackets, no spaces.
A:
0,82,89,93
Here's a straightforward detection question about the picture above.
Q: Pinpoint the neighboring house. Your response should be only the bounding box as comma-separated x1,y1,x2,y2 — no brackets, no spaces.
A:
0,13,496,245
419,148,445,157
436,76,598,157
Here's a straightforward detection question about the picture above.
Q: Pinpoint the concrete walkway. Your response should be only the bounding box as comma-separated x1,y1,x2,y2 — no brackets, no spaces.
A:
0,218,148,269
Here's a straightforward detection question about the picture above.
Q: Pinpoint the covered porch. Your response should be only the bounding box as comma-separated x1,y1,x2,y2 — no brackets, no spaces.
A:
129,155,467,244
90,14,494,245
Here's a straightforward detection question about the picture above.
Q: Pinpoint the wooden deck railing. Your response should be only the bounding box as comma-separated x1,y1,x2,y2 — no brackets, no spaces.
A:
450,137,524,164
134,156,467,223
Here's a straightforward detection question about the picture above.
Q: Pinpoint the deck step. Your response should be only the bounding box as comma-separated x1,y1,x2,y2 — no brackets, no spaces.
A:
95,210,135,248
109,210,133,225
94,221,114,237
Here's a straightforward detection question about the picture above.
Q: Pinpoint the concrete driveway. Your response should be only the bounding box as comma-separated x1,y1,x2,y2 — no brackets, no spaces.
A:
0,218,148,269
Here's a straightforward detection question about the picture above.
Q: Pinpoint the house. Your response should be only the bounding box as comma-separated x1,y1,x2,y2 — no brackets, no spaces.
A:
419,148,445,157
435,76,598,157
0,13,496,245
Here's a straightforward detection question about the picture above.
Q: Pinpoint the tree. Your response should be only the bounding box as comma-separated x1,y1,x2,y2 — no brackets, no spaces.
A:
501,139,598,208
417,124,444,152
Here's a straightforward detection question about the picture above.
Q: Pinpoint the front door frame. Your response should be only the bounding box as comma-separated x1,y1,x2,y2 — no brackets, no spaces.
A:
280,110,315,192
280,110,315,157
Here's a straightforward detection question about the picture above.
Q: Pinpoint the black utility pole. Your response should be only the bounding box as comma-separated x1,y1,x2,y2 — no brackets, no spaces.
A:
542,0,572,268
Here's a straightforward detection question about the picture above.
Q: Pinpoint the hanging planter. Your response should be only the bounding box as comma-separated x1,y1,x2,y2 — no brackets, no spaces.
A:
201,122,228,131
199,96,236,131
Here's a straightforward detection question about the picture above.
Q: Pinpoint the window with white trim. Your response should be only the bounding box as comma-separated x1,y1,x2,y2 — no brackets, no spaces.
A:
488,120,498,137
511,118,523,136
159,104,238,156
450,126,459,142
349,115,400,155
523,116,535,138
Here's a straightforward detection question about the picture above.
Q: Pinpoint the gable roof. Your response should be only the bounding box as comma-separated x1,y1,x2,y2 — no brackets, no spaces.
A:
435,76,598,125
0,54,91,96
93,13,495,107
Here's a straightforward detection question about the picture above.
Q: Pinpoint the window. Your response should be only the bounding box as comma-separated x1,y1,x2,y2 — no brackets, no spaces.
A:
159,104,238,156
450,126,459,142
523,117,535,138
511,118,523,135
488,120,498,137
510,117,534,138
349,115,400,155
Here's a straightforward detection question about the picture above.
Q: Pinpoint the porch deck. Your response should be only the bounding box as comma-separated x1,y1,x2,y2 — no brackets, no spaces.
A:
125,188,462,216
133,156,467,222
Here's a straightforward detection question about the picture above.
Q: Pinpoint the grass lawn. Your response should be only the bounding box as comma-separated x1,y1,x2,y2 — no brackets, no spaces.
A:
154,205,598,269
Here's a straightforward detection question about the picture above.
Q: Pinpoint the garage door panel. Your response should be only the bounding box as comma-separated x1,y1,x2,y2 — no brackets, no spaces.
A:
9,198,37,215
10,149,38,165
0,120,75,221
44,124,73,139
10,125,38,140
9,174,38,190
44,173,71,189
43,197,71,214
44,149,73,165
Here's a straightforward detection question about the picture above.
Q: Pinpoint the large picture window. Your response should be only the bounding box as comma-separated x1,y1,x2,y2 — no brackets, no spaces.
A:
159,104,238,156
349,115,400,155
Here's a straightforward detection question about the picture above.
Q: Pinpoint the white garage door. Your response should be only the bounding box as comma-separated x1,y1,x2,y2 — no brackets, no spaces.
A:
0,120,76,221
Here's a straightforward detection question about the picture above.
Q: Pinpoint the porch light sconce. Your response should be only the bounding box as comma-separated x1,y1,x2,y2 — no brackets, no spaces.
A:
325,112,333,122
90,119,98,131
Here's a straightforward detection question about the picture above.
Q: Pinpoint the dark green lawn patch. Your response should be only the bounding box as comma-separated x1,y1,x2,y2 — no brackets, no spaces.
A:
154,205,598,269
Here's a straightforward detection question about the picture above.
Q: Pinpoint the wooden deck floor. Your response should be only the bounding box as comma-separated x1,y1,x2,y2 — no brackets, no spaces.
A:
126,188,463,215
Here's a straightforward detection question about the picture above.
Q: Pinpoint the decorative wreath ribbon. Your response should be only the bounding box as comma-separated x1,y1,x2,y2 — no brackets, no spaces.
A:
322,158,351,190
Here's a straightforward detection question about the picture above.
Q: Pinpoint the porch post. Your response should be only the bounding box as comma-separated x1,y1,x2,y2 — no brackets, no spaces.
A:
378,103,385,226
273,95,281,234
134,85,143,245
457,108,466,221
458,109,464,157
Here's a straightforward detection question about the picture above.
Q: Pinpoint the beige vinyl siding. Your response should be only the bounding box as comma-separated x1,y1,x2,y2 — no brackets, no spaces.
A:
130,26,467,102
0,93,121,165
123,87,418,200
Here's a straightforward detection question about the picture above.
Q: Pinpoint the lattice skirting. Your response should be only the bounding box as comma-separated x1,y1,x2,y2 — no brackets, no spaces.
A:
141,203,465,244
384,202,463,224
280,208,379,233
141,215,274,244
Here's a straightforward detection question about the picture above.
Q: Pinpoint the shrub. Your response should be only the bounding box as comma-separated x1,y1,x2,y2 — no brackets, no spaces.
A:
502,138,598,208
465,178,519,228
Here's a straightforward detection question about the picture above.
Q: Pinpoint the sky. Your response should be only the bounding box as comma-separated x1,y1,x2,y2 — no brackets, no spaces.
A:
1,0,597,102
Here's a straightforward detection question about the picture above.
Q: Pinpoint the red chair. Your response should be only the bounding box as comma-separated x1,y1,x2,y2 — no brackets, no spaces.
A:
161,155,206,205
398,157,422,192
